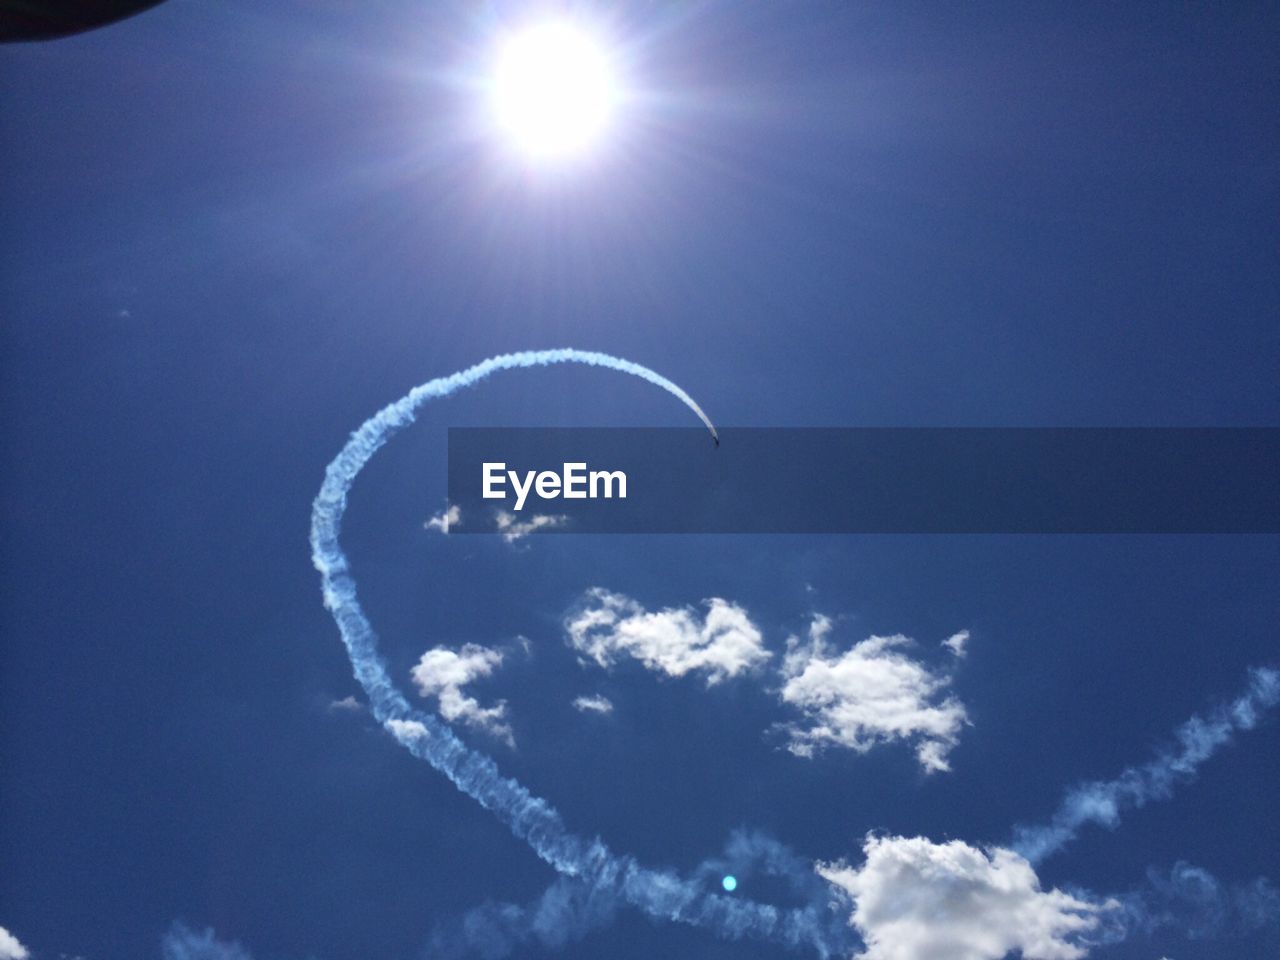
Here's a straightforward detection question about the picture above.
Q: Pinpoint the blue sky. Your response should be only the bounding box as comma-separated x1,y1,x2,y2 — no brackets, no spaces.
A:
1,3,1277,960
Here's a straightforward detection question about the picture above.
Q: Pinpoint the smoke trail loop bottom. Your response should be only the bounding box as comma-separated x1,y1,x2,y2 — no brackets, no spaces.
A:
309,349,851,957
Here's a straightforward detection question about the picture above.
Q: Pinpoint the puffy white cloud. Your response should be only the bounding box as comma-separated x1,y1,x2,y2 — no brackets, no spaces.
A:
566,588,770,685
495,510,566,542
385,718,431,742
572,694,614,714
777,617,967,772
818,835,1111,960
327,694,363,713
424,504,461,533
0,927,28,960
943,629,970,658
410,644,514,745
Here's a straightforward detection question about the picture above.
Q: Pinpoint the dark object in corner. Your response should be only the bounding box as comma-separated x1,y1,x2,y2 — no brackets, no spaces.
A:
1,0,167,42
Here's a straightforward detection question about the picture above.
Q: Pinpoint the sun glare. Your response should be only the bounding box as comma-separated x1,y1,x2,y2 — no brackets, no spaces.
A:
492,22,615,159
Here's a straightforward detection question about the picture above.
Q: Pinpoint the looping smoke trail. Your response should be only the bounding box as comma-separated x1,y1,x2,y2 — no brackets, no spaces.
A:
310,350,850,957
1012,666,1280,865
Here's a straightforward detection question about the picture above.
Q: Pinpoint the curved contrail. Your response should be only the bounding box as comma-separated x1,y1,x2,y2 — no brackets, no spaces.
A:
309,349,848,957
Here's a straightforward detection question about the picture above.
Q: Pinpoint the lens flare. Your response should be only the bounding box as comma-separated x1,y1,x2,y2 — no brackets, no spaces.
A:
492,23,615,158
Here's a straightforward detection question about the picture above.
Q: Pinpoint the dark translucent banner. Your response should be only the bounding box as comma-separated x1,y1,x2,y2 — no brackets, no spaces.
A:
445,428,1279,534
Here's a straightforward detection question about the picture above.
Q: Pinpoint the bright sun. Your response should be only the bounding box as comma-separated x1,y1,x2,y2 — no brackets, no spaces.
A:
492,22,615,159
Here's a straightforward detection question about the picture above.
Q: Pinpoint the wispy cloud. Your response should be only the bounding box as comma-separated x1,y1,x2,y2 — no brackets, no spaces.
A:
494,510,566,542
427,875,620,960
777,617,969,773
429,829,853,960
160,923,252,960
818,835,1112,960
0,926,29,960
410,644,515,746
572,694,614,715
1013,666,1280,863
1114,861,1280,941
327,694,363,713
424,504,461,534
566,588,771,685
943,629,970,658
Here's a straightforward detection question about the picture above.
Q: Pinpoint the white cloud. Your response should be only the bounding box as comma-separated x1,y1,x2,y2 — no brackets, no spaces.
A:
818,835,1111,960
495,510,566,542
161,921,253,960
777,617,967,772
566,588,770,685
943,629,970,658
385,718,431,742
572,694,614,715
327,695,363,713
410,644,514,745
424,504,461,534
0,927,28,960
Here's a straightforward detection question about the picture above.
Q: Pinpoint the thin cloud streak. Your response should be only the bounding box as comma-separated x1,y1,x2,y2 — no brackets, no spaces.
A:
572,694,614,714
1013,666,1280,863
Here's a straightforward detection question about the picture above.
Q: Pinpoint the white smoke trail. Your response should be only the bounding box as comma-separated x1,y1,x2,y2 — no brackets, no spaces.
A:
1013,666,1280,864
1065,861,1280,949
428,830,839,959
309,350,850,957
1120,862,1280,941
